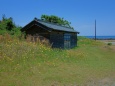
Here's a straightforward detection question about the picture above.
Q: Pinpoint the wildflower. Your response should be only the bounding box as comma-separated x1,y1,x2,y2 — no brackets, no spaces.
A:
17,64,19,66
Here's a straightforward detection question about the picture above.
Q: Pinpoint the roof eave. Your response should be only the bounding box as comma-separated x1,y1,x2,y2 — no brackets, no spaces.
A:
21,20,52,32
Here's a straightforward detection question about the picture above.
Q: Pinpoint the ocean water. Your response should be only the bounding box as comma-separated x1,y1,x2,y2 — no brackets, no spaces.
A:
85,36,115,40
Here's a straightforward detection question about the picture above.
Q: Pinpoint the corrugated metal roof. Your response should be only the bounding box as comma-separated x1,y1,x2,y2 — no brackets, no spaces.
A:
35,19,79,33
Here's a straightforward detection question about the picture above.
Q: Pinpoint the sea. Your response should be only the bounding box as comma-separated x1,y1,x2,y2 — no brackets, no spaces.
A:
85,36,115,40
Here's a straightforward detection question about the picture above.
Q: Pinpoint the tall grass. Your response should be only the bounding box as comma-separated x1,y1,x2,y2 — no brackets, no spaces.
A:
0,35,115,86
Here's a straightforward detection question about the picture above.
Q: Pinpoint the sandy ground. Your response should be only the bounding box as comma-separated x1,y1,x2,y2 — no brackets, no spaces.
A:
98,40,115,45
87,77,115,86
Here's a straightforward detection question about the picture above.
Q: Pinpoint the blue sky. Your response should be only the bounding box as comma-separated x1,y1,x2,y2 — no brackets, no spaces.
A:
0,0,115,36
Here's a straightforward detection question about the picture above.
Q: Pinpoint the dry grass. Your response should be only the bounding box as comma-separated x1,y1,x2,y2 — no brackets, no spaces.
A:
26,35,51,47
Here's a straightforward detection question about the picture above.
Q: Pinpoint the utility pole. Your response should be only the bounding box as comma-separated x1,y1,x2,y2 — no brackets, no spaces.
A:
95,20,96,40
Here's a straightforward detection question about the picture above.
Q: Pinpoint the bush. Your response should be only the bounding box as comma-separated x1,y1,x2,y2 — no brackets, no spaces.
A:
0,29,8,35
107,43,112,46
0,15,22,37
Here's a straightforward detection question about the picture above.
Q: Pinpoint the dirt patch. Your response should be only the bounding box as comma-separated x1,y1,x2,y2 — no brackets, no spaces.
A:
98,40,115,51
99,40,115,45
109,46,115,51
87,78,115,86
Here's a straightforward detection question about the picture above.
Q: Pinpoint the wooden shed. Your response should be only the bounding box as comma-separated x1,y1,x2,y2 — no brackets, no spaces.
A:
21,18,79,49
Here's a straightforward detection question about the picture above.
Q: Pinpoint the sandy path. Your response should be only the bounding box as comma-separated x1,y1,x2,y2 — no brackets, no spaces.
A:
99,40,115,45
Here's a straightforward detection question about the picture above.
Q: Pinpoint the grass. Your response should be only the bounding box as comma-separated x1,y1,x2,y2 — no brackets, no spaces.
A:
0,35,115,86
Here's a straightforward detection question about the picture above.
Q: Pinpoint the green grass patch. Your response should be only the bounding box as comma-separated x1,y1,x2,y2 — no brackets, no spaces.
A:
0,35,115,86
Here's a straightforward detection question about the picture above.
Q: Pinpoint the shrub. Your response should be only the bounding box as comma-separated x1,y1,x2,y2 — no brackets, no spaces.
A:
107,43,112,46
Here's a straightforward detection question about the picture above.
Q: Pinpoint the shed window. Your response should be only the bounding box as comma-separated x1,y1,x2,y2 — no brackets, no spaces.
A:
64,33,70,40
64,33,71,48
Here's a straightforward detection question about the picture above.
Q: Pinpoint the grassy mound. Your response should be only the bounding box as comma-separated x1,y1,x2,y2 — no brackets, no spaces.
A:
0,35,115,86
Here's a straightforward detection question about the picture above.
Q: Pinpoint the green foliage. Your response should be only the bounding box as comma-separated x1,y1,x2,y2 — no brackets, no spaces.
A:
41,14,73,29
6,17,14,31
0,15,21,36
0,15,14,30
107,42,112,46
0,29,7,35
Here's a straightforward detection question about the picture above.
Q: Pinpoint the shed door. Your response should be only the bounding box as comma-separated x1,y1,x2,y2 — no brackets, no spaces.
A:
64,33,71,48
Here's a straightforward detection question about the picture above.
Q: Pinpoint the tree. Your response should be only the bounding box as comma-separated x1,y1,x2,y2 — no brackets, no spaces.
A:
41,14,73,29
0,15,21,36
6,17,14,31
0,15,14,31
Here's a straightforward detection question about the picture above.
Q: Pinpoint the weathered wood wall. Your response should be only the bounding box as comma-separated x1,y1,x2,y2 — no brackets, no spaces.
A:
26,25,50,39
70,33,77,48
50,31,64,48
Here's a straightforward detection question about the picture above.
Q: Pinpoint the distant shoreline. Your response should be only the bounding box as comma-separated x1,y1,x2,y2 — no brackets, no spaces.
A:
85,36,115,40
91,38,115,40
